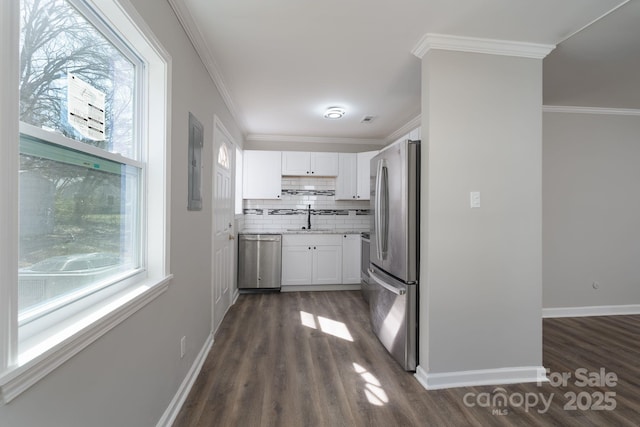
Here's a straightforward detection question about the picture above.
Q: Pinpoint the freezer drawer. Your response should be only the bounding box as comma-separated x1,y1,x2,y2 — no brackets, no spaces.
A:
368,265,417,371
238,234,282,289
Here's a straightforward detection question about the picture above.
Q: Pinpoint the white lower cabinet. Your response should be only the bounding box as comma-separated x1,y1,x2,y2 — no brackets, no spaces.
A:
282,234,343,286
341,234,361,284
281,245,313,285
312,245,343,285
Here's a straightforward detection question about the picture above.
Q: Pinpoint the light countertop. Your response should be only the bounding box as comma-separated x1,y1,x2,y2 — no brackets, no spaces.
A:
238,229,365,235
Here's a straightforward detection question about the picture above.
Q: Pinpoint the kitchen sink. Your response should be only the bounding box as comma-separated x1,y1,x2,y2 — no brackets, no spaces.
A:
286,228,331,232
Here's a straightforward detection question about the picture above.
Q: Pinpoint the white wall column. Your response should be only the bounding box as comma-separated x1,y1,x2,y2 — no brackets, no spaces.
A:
412,35,553,389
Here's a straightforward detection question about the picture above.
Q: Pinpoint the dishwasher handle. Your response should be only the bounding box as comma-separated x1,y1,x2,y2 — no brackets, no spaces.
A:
240,235,282,242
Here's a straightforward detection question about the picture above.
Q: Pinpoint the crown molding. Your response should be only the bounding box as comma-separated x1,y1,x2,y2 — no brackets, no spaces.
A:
245,134,386,146
557,0,630,44
167,0,246,133
543,105,640,116
386,114,421,144
412,33,555,60
245,113,423,147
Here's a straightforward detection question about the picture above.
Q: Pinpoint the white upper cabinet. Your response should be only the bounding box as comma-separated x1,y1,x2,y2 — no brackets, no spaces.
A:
310,152,339,176
281,151,310,175
408,127,421,141
335,153,357,200
336,151,377,200
243,150,282,199
356,151,377,200
391,127,422,148
281,151,339,176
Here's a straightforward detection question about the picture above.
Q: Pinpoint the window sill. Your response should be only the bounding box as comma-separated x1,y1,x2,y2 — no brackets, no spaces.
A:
0,274,172,404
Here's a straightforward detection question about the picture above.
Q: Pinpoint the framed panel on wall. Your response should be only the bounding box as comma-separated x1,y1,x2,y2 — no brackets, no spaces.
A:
188,112,204,210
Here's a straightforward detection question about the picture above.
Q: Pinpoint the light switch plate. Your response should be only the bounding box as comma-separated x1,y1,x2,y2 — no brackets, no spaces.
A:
470,191,481,208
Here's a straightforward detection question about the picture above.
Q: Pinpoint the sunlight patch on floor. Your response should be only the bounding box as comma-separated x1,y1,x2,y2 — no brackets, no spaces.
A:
317,316,353,342
300,310,317,329
299,311,354,341
354,363,389,406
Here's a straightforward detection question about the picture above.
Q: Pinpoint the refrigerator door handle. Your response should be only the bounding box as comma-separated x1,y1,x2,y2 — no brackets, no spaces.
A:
374,160,383,260
374,159,389,260
368,268,406,295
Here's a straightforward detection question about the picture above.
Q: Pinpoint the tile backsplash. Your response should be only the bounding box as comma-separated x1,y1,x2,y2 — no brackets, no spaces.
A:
242,177,371,232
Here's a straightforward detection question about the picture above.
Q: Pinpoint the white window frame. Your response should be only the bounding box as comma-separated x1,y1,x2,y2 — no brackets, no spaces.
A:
0,0,172,403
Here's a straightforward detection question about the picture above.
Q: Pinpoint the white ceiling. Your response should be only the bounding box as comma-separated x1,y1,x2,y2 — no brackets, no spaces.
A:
169,0,636,144
544,0,640,110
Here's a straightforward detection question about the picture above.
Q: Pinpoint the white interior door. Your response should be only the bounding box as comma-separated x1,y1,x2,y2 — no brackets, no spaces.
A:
212,118,234,332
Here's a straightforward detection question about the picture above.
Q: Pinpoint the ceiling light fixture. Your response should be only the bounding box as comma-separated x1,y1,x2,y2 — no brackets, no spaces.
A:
324,107,346,119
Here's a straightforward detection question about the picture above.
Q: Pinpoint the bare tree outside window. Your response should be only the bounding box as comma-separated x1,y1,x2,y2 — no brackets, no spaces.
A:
20,0,135,155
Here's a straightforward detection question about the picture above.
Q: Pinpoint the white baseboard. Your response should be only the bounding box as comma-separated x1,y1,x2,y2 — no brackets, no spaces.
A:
156,333,214,427
543,304,640,318
414,365,547,390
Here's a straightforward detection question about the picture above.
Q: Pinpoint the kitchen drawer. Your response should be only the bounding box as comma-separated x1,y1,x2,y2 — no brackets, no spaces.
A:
283,234,343,246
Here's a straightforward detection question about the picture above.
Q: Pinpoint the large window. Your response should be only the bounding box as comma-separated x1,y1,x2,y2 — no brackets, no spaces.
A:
18,133,141,316
0,0,170,402
18,0,142,320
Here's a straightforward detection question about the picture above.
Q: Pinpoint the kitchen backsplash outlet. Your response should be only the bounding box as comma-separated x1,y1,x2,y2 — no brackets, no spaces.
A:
243,177,370,232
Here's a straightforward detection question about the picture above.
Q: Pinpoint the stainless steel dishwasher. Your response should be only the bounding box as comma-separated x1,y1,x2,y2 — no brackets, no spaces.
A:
238,234,282,289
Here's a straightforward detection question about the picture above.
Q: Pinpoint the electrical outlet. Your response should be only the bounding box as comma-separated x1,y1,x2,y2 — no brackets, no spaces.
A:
180,336,186,358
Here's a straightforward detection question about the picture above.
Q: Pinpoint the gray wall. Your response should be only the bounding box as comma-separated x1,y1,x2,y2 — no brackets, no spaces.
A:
0,0,242,425
420,50,543,374
543,112,640,308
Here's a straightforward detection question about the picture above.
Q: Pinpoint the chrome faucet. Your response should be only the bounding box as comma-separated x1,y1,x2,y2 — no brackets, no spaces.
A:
307,204,312,230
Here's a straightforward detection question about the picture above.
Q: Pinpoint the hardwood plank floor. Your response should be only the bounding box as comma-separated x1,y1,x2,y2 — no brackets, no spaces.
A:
173,291,640,426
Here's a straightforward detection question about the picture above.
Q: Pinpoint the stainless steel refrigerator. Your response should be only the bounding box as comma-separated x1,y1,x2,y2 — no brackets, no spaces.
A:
369,138,420,371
